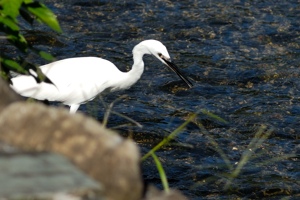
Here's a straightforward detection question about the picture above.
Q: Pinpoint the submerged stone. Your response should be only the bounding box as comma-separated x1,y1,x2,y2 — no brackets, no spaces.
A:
0,152,101,199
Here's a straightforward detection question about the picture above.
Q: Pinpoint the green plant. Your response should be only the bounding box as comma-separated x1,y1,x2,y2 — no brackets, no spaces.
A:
142,113,198,161
151,152,170,193
141,112,198,192
192,123,296,194
100,95,143,128
0,0,61,82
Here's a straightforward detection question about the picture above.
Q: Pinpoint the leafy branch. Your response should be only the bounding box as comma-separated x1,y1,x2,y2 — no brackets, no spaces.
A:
0,0,61,82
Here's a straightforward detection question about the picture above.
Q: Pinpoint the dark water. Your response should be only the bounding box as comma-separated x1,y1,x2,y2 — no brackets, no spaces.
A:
6,0,300,199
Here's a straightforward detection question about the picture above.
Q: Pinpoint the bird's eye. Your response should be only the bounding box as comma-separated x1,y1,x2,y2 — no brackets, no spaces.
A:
158,53,162,58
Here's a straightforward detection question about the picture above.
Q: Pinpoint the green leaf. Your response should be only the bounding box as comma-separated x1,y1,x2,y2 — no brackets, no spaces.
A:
0,16,19,31
201,109,228,124
142,113,198,161
23,0,33,3
7,34,28,52
0,0,23,18
39,51,55,61
26,2,62,33
0,58,27,74
151,152,170,193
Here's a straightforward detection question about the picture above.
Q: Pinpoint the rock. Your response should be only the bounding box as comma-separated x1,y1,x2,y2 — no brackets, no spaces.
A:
0,77,189,200
0,78,22,112
143,185,188,200
0,102,143,200
0,152,101,199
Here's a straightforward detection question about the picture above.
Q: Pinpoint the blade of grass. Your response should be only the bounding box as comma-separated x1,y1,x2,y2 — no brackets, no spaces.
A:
101,95,128,127
195,121,234,171
141,113,197,161
102,99,114,127
151,152,170,193
191,172,228,190
201,109,228,124
110,110,143,128
247,125,267,151
99,95,142,128
234,126,272,177
192,110,233,170
254,154,296,168
224,125,273,189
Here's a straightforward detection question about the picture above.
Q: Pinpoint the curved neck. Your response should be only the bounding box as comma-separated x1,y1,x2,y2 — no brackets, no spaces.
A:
130,48,145,77
124,43,150,86
112,43,149,90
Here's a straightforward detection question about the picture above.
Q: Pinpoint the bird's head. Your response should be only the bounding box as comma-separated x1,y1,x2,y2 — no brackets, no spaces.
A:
138,40,170,63
137,39,193,88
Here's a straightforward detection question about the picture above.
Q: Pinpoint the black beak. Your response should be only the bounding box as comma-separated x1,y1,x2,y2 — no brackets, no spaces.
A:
162,57,193,88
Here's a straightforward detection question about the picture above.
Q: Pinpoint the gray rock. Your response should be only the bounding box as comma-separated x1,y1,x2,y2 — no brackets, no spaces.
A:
0,152,102,200
0,78,22,113
0,102,143,200
143,185,188,200
0,77,189,200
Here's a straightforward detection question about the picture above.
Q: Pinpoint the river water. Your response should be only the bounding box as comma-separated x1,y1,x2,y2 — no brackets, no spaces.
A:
8,0,300,199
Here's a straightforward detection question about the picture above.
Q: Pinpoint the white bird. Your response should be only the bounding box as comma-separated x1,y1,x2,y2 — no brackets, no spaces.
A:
10,40,193,113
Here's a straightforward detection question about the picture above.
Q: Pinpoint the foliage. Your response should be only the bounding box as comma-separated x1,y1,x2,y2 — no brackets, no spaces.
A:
151,152,170,193
0,0,61,82
142,113,198,161
192,123,296,193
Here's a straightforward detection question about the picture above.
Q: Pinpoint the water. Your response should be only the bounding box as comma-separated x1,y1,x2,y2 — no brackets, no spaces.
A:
6,0,300,199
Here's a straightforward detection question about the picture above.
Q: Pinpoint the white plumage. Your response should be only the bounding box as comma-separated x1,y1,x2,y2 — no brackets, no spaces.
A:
11,40,192,113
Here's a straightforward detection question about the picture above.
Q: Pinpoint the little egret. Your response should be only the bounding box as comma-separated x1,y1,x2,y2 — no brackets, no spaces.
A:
10,40,193,113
